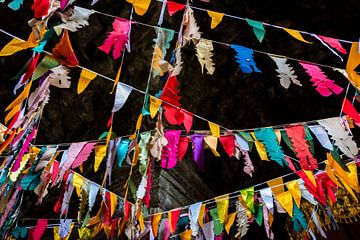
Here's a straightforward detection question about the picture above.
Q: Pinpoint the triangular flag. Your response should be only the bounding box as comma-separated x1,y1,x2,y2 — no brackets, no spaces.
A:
267,178,284,196
198,204,206,228
208,121,220,138
110,192,118,217
219,135,235,157
77,69,97,94
149,96,162,119
275,191,293,217
240,186,255,213
110,64,122,94
286,180,301,208
251,132,269,161
346,42,360,91
72,173,84,197
152,213,162,237
52,30,79,67
166,1,185,16
204,136,220,157
126,0,151,16
33,219,48,240
215,195,229,224
180,229,192,240
112,83,133,112
225,212,236,234
246,19,265,42
94,145,107,172
207,10,224,29
0,38,27,56
168,208,181,233
283,28,312,44
5,80,32,112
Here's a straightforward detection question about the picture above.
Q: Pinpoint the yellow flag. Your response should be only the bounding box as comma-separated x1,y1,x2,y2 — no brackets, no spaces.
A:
207,10,224,29
78,228,90,239
149,96,162,119
138,211,145,233
208,121,220,138
215,195,229,224
286,180,301,208
276,191,293,217
77,69,97,94
110,64,123,94
152,213,162,237
225,212,237,234
251,132,269,161
5,104,20,124
267,177,284,196
198,204,206,228
180,229,192,240
127,0,151,16
72,173,84,197
129,113,143,140
0,38,25,56
6,81,33,112
110,192,118,217
204,135,220,157
283,28,312,44
274,129,281,143
303,169,317,187
54,224,74,240
94,145,107,172
346,42,360,90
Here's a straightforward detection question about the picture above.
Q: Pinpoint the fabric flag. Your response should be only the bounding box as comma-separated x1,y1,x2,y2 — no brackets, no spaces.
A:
8,0,23,10
59,219,72,238
166,1,185,16
52,30,79,67
204,136,220,157
283,28,312,43
299,62,343,97
346,42,360,90
202,221,214,240
246,19,265,42
168,209,181,233
260,188,274,214
94,145,107,172
230,44,261,73
152,213,162,237
161,130,181,169
180,229,192,240
191,134,205,171
31,0,49,18
32,219,48,240
72,173,84,197
112,83,132,112
189,202,202,236
71,142,96,169
208,121,220,138
275,191,293,217
149,96,162,118
195,39,215,75
98,18,130,60
178,136,189,161
116,138,131,167
0,38,29,56
271,56,301,89
77,69,97,94
235,133,250,151
285,125,318,171
215,195,229,224
198,204,206,228
225,212,237,234
219,135,235,157
126,0,151,16
254,128,285,166
318,117,358,158
267,178,284,196
308,125,333,151
240,186,255,213
286,180,301,208
251,133,269,161
207,10,224,29
318,35,347,54
343,99,360,124
88,183,100,210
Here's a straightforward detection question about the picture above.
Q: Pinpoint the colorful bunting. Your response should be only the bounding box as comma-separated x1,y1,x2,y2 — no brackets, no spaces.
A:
168,209,181,233
195,39,215,75
318,35,347,54
271,56,302,89
215,195,229,224
161,130,181,169
112,83,133,112
191,134,205,171
126,0,151,16
52,30,79,67
166,1,185,16
346,42,360,90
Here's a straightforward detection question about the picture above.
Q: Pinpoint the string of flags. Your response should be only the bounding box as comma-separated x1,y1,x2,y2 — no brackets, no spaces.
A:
0,0,360,239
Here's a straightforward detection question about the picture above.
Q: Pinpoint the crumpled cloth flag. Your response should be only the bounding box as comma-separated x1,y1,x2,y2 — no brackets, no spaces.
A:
230,44,261,73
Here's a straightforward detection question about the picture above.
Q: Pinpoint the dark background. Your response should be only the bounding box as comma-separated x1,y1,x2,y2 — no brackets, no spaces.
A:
1,0,360,239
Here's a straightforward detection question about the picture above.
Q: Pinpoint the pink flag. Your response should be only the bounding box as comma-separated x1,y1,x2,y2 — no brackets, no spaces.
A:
318,35,347,54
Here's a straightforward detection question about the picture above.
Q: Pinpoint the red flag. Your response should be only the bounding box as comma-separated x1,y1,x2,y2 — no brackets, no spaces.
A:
219,135,235,157
167,1,185,16
168,209,181,233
